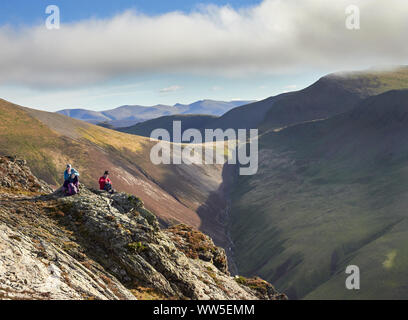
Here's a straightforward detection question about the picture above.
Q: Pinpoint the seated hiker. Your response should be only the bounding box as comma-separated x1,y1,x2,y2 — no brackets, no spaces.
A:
99,170,115,194
65,172,79,196
62,164,79,194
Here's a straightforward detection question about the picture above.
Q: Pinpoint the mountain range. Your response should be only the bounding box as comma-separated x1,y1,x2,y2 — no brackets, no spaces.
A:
57,100,254,128
3,66,408,299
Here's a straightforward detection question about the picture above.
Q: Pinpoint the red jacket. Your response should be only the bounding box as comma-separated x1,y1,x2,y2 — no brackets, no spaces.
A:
99,176,111,190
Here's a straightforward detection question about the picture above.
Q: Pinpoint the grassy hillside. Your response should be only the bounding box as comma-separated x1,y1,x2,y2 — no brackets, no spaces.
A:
230,89,408,299
0,99,231,248
0,100,69,184
327,67,408,97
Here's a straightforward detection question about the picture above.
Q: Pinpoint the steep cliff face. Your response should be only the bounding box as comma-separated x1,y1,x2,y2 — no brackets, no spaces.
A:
0,156,286,300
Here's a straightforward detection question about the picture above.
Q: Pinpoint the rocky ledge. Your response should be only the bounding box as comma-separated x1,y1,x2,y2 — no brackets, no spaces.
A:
0,156,286,300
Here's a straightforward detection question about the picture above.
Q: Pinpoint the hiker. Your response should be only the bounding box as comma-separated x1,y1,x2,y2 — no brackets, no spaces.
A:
99,170,115,194
62,164,80,195
65,172,79,195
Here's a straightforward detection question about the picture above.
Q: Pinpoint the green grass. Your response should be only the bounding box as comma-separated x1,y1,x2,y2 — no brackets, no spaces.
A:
332,67,408,97
127,242,147,253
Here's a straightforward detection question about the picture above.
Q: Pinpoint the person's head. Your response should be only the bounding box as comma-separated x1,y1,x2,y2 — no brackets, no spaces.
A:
104,170,109,178
66,164,72,172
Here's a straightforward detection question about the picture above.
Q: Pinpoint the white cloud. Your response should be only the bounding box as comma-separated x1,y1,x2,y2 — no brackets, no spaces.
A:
159,85,183,93
1,0,408,87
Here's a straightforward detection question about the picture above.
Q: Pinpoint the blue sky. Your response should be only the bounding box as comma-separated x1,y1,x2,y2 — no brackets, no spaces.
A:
0,0,262,24
0,0,404,111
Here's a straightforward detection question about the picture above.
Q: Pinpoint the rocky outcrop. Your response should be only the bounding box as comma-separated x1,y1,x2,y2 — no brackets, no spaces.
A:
0,156,286,300
0,156,52,193
0,224,135,300
165,224,229,275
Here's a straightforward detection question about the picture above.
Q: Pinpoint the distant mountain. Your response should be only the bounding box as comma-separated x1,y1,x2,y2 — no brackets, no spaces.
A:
56,108,111,123
176,100,254,115
118,114,217,140
57,100,254,128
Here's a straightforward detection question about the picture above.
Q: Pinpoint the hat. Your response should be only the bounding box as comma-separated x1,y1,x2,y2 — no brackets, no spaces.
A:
66,164,72,168
104,170,109,175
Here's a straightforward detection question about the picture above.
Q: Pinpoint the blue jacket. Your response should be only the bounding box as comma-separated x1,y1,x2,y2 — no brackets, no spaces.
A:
64,168,79,181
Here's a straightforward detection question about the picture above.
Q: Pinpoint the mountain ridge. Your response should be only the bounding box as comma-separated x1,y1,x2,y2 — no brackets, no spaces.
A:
57,99,254,128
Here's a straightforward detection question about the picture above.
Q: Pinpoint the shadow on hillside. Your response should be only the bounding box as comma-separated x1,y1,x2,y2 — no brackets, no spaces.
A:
196,162,239,275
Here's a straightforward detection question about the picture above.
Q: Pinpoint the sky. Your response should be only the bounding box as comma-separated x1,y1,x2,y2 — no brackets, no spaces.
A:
0,0,407,111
